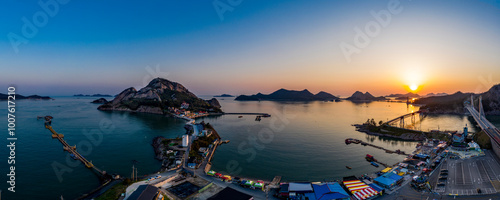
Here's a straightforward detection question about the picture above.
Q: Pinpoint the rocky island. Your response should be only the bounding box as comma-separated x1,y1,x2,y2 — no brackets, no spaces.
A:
0,93,52,100
346,91,386,101
214,94,234,97
74,94,113,97
235,88,338,101
98,78,222,114
91,98,109,104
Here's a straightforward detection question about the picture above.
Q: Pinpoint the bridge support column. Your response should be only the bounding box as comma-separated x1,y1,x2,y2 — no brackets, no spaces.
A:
491,138,500,159
479,96,485,118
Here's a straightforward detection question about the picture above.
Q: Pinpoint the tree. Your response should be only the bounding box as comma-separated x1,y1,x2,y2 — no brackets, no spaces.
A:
379,120,384,126
123,178,131,185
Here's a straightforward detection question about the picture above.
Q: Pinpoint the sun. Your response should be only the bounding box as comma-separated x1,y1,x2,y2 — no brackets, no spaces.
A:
409,84,418,91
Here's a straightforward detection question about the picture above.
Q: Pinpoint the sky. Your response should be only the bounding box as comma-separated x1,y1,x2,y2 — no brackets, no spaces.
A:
1,0,500,97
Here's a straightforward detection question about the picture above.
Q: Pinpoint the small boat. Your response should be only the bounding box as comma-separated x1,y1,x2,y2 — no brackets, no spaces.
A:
371,162,379,167
238,116,243,118
346,166,352,169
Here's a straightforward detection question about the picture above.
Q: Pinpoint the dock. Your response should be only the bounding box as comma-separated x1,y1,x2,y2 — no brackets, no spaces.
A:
269,176,282,188
46,125,106,175
223,112,270,116
41,116,109,178
345,138,409,156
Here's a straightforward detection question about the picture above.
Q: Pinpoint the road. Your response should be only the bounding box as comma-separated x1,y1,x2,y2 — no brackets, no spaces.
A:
181,133,278,200
465,105,500,148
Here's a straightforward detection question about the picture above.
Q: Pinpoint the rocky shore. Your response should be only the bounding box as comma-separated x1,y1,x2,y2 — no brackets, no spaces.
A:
91,98,108,104
152,136,167,161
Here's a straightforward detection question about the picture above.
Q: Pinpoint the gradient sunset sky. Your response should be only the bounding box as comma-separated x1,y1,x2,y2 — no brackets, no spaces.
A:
1,0,500,97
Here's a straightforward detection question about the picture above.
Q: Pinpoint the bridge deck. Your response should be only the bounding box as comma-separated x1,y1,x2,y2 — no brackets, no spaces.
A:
465,105,500,147
385,110,425,125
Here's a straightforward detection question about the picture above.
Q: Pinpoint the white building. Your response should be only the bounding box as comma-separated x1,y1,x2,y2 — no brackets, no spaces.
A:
182,135,190,147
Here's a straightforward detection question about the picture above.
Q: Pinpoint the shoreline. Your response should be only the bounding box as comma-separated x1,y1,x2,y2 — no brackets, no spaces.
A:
353,124,425,141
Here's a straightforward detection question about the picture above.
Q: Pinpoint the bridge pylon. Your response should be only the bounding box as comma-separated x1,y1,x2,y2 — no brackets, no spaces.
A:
479,96,485,118
471,95,475,110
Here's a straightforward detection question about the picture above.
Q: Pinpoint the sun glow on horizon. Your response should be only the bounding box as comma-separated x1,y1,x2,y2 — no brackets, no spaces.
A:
410,84,418,91
398,62,430,94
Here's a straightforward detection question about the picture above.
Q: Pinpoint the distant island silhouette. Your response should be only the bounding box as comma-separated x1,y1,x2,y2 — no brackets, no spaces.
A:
74,94,113,97
346,91,387,101
0,93,52,100
235,88,338,101
214,94,234,97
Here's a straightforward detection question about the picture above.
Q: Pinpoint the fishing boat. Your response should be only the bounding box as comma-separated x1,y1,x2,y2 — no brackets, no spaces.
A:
346,166,352,169
238,116,243,118
365,154,377,162
370,162,379,167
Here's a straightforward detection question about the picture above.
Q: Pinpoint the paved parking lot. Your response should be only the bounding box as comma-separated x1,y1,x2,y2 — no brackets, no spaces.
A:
431,150,500,196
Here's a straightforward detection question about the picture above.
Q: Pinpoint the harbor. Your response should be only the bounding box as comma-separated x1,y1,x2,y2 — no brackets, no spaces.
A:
17,97,500,200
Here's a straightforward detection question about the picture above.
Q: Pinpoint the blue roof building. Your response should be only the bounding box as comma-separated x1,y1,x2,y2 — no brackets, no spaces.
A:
312,182,350,200
374,173,404,190
373,176,396,189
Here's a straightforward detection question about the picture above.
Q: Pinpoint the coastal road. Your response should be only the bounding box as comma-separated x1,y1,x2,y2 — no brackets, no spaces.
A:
123,170,178,200
183,140,278,200
192,170,279,200
465,105,500,151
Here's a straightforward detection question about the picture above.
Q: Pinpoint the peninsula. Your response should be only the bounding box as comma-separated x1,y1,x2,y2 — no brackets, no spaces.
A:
415,84,500,115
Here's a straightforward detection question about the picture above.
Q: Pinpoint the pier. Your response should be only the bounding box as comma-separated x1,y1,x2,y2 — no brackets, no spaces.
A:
345,138,407,168
345,138,409,156
223,112,270,116
42,116,108,178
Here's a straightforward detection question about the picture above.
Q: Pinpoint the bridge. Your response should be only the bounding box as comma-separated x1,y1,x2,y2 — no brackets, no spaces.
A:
42,117,106,176
384,110,427,129
465,95,500,157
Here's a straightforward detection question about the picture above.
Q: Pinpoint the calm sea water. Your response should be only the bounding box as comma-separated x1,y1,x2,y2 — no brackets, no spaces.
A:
0,96,493,199
201,98,479,182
